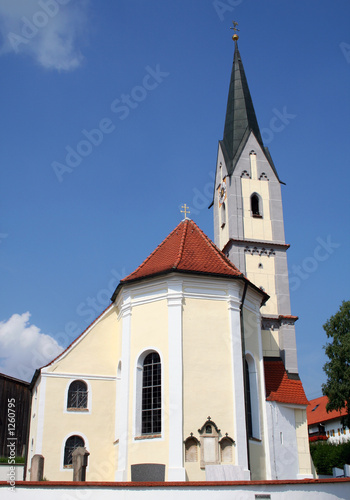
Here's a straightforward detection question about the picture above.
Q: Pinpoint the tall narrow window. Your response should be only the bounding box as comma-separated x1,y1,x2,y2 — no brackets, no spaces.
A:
245,355,260,439
221,202,226,227
67,380,88,409
245,360,253,438
251,194,260,216
142,352,161,435
64,435,84,467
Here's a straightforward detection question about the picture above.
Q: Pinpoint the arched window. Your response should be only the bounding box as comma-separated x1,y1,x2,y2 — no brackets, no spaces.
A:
142,352,161,435
251,194,261,216
67,380,88,409
64,435,84,467
245,355,260,439
245,360,253,438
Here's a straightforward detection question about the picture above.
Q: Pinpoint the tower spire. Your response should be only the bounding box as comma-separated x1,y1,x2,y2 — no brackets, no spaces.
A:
221,28,264,175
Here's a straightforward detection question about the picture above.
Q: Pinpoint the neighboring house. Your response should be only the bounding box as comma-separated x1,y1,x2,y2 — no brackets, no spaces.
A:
307,396,350,444
26,33,313,482
0,373,31,459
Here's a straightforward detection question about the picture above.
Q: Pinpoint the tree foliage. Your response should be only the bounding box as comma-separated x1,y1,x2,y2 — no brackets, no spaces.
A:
310,441,350,475
322,300,350,427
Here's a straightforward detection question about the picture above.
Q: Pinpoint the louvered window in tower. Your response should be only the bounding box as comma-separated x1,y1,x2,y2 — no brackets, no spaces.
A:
251,194,260,217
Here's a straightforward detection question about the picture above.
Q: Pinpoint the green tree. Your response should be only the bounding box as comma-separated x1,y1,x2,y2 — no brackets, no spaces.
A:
322,300,350,427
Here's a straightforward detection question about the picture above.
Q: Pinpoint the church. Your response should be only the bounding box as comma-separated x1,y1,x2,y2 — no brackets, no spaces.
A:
26,31,312,482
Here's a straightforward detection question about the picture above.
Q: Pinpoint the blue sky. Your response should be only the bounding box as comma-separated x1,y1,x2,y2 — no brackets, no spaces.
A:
0,0,349,399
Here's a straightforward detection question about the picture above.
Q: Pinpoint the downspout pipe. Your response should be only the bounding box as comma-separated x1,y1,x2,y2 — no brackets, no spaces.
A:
240,279,250,473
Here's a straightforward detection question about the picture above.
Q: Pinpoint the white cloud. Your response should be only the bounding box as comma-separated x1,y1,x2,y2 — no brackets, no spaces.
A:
0,0,89,71
0,312,64,382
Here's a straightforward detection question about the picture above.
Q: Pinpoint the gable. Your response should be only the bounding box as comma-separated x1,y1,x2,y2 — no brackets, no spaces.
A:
43,306,120,376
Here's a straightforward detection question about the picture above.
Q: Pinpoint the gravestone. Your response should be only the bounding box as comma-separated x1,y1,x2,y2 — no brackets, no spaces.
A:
30,454,44,481
72,447,90,481
131,463,165,482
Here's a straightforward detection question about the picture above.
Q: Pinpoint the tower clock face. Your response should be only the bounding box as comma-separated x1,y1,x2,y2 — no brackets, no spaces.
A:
219,181,227,205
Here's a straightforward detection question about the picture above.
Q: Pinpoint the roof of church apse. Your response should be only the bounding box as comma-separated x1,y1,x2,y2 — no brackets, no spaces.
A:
111,218,269,303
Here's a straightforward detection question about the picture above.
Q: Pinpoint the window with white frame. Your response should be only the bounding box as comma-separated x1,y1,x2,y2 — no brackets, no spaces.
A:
63,435,84,467
67,380,88,410
141,352,161,435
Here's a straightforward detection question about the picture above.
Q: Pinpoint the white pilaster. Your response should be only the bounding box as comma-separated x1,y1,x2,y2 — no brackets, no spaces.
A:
227,284,249,474
35,374,46,455
115,292,132,481
167,278,186,481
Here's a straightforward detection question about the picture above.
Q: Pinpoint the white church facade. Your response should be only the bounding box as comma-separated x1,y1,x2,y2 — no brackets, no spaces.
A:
26,34,312,482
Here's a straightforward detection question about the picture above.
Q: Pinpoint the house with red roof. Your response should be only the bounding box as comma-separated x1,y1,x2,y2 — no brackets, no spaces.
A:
26,33,313,483
307,396,350,444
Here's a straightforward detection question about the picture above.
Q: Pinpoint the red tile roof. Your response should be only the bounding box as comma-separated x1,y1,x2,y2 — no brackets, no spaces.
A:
264,359,308,405
307,395,348,426
121,218,244,283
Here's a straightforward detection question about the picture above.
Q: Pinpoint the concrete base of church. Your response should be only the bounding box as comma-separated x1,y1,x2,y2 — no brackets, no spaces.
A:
2,479,349,499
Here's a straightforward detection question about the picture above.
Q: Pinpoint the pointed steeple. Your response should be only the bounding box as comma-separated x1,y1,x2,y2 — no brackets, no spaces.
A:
221,39,265,174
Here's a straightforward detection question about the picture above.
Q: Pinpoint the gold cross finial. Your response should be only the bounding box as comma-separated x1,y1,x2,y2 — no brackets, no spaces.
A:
180,204,190,219
230,20,239,41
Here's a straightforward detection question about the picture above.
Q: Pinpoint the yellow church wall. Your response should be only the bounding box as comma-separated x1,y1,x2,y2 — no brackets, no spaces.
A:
183,297,234,481
245,254,277,316
295,408,312,476
127,298,170,480
47,307,120,376
261,328,280,357
241,178,272,242
40,376,116,481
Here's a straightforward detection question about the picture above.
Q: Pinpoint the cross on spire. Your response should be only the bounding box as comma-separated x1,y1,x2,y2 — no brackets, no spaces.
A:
180,204,190,219
230,20,240,41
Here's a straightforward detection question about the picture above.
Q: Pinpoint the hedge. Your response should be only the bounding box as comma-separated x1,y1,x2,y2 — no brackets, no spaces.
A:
310,441,350,475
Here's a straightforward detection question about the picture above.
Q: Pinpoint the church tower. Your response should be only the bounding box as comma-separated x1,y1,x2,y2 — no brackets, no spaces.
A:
213,31,298,374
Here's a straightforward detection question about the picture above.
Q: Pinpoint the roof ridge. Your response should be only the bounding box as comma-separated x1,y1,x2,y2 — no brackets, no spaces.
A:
193,220,243,275
121,222,183,282
117,218,249,290
173,219,188,268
